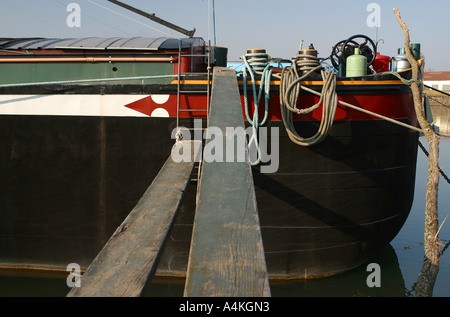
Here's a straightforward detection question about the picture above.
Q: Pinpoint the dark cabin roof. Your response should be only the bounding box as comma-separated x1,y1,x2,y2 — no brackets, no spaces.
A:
0,37,199,51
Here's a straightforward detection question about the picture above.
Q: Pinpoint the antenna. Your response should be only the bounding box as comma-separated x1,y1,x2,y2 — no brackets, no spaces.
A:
106,0,196,37
212,0,216,46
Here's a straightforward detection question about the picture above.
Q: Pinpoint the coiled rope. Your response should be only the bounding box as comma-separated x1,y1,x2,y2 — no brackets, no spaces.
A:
279,63,424,138
294,52,321,75
242,52,273,165
280,54,338,146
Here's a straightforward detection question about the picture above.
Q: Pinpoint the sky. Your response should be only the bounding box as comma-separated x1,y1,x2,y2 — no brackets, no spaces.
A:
1,0,449,71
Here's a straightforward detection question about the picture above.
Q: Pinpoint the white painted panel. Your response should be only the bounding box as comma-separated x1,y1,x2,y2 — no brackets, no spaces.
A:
0,95,150,117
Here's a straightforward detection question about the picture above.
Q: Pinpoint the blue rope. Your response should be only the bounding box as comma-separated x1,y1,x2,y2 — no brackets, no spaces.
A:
242,53,272,165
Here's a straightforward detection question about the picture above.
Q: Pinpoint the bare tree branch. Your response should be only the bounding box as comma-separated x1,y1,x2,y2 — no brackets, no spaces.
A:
394,8,441,296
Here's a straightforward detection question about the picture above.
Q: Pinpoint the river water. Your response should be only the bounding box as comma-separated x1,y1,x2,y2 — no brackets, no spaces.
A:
0,136,449,297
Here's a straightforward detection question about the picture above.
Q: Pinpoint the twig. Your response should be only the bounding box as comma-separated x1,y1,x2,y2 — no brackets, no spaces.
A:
435,212,449,242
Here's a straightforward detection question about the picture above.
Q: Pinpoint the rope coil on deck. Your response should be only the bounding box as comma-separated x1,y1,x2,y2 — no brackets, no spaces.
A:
278,64,425,139
294,52,321,75
241,52,273,165
280,57,338,146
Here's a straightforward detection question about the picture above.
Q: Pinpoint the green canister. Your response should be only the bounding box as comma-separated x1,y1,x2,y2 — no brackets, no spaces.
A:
346,47,367,77
214,46,228,67
410,43,421,60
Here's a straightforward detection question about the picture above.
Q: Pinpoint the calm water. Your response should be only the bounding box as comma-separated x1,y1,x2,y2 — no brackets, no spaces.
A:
1,136,449,297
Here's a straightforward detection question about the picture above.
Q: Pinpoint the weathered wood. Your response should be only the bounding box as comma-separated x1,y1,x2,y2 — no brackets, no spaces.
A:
67,141,200,297
184,67,270,297
395,8,441,261
394,9,441,296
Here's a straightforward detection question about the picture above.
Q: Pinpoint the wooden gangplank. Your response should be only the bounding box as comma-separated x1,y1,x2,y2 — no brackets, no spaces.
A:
67,141,200,297
183,67,270,297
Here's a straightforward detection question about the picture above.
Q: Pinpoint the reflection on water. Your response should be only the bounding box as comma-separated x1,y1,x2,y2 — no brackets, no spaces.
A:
391,136,450,297
269,245,406,297
0,271,69,297
143,246,407,297
0,137,449,297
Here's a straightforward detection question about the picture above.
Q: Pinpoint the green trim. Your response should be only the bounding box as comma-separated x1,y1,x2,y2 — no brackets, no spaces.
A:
0,59,174,85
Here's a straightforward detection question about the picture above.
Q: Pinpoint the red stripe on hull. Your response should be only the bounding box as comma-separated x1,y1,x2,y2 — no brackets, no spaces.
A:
125,92,417,127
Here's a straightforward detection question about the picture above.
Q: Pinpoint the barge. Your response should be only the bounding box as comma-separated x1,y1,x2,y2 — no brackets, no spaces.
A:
0,33,421,279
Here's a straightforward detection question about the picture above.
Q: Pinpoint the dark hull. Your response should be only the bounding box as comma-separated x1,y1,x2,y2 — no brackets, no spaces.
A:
0,115,175,270
0,113,417,279
255,120,417,278
158,118,418,279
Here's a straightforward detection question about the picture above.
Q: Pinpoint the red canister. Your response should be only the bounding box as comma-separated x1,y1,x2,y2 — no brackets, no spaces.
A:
373,52,391,73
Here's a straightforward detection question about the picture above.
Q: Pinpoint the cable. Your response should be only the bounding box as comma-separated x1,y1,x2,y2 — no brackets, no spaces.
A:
280,56,338,146
85,0,179,39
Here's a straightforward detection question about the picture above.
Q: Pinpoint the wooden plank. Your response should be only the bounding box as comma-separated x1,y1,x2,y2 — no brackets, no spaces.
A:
184,67,270,297
67,140,200,297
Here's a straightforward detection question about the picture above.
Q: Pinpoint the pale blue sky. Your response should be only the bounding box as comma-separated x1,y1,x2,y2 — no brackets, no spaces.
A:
1,0,449,70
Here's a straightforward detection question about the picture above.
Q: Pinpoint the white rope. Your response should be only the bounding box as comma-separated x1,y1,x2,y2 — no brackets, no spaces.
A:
280,62,338,146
